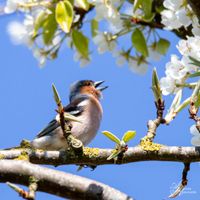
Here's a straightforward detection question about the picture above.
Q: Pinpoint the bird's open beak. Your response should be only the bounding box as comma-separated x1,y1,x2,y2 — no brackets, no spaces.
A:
94,81,108,91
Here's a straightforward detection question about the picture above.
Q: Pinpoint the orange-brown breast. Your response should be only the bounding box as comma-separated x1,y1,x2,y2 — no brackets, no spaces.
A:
80,86,101,99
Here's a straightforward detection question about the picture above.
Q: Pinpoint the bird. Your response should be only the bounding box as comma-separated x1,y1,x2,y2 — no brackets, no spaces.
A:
31,80,107,151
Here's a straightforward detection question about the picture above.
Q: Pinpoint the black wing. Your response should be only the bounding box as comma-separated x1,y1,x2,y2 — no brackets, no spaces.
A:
36,97,87,138
36,119,60,138
64,104,84,116
63,95,87,116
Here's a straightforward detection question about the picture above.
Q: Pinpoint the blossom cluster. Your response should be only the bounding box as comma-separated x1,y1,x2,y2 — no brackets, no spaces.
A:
161,0,200,36
5,0,165,72
5,0,58,66
160,0,200,147
160,0,200,95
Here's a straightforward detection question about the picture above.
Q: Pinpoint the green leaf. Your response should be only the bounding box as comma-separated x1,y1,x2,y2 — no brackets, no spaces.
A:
191,81,200,108
131,28,148,57
195,93,200,108
55,1,73,33
42,11,57,45
133,0,154,21
155,38,170,55
142,0,153,19
189,71,200,78
170,90,182,111
72,29,89,58
91,19,98,37
133,0,142,12
122,130,136,143
76,0,89,10
191,81,200,99
152,68,162,101
33,11,47,37
107,149,121,160
7,182,22,193
64,113,82,123
143,13,155,22
102,131,120,144
52,84,61,105
175,97,190,113
189,56,200,67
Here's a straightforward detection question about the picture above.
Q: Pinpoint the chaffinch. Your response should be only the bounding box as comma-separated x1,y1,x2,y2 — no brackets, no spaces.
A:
31,80,107,150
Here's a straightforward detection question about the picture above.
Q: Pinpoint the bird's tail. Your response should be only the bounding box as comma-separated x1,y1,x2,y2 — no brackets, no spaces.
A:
3,139,31,150
3,146,21,150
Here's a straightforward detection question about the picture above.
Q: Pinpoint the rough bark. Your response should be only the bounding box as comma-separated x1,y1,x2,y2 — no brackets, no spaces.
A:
0,146,200,166
187,0,200,21
0,160,132,200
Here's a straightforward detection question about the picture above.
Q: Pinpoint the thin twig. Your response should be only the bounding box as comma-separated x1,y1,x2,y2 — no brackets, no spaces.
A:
140,99,165,150
189,101,200,132
7,176,38,200
52,84,83,153
169,163,190,198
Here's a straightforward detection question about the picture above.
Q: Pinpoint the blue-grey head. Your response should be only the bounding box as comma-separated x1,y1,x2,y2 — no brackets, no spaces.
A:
69,80,108,102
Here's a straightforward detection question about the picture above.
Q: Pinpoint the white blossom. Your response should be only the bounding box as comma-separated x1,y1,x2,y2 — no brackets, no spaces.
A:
161,10,182,30
190,124,200,146
160,34,200,96
93,32,116,54
161,0,194,30
160,76,177,95
148,47,161,61
181,56,198,72
160,55,189,95
23,15,34,35
7,21,30,45
91,0,123,32
7,13,36,47
192,16,200,36
52,35,62,46
128,59,148,75
163,0,183,11
113,50,127,66
177,36,200,59
73,52,90,67
33,48,46,67
4,0,31,14
176,8,191,27
176,36,200,72
4,0,18,14
165,55,188,80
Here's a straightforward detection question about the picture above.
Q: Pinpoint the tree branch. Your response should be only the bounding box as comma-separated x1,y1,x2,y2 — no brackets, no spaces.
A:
168,162,191,198
187,0,200,22
0,160,132,200
0,146,200,166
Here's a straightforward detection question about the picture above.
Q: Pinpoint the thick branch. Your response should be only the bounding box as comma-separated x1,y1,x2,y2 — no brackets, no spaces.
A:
0,160,132,200
0,146,200,166
187,0,200,21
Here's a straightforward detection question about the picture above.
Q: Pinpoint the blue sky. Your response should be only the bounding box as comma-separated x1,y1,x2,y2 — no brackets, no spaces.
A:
0,13,200,200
